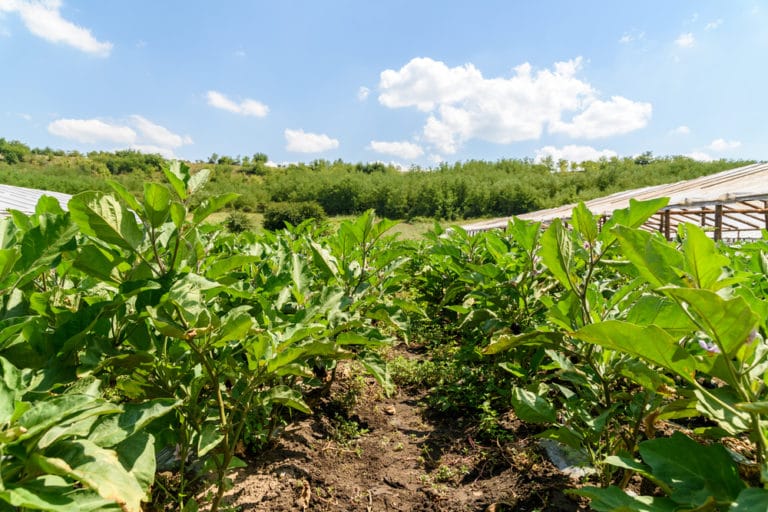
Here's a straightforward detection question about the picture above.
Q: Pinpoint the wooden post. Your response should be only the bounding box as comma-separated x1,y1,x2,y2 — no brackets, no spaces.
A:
663,209,671,240
714,204,723,241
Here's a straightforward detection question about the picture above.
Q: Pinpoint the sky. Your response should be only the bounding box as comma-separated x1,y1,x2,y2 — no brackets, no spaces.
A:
0,1,766,168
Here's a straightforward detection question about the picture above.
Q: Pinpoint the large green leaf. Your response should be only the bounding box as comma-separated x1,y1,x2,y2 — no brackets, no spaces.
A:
612,226,685,288
662,288,758,358
69,192,144,251
730,488,768,511
34,439,146,512
639,432,744,507
575,321,697,383
88,398,178,447
14,213,78,287
0,475,120,511
625,295,696,337
571,485,677,512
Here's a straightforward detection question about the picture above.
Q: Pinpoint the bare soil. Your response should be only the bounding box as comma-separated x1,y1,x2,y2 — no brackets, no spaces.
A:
213,358,591,511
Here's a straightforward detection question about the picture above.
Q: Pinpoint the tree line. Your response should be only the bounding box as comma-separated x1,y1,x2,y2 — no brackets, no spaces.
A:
0,138,756,222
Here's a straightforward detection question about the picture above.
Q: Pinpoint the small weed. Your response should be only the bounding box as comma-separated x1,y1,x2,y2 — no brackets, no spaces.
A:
328,414,369,447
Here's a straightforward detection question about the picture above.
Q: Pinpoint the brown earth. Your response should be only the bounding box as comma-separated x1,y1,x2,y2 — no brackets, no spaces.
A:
210,358,592,512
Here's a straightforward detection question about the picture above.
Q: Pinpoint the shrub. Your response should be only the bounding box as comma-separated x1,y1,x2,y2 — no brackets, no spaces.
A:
224,211,254,233
263,201,326,230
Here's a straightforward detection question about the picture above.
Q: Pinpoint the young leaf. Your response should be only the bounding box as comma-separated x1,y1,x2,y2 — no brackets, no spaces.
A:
572,202,598,244
163,161,189,200
540,219,577,292
679,224,729,289
143,183,172,228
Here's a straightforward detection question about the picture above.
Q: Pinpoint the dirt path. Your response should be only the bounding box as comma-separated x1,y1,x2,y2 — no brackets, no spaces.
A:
217,358,589,511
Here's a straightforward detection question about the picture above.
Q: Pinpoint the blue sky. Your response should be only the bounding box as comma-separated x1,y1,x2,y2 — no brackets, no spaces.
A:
0,1,766,167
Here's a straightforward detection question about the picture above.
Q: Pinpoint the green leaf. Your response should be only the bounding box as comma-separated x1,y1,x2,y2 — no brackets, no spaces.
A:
0,247,20,286
571,485,677,512
572,202,598,244
169,201,186,228
107,180,143,213
143,183,172,228
730,488,768,511
34,439,147,512
197,422,224,457
626,295,697,337
72,244,124,284
115,432,156,496
14,213,78,287
612,225,685,288
508,216,541,256
261,385,311,414
693,387,751,435
484,330,564,354
205,255,260,279
188,168,211,195
88,398,179,447
163,161,189,200
600,197,670,247
679,224,729,289
192,193,239,225
510,386,557,424
215,309,254,345
1,476,119,511
69,192,144,251
639,432,744,507
575,321,697,383
662,288,758,358
540,219,577,292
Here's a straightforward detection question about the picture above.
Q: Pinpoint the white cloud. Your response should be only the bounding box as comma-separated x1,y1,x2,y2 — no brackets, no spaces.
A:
130,115,192,148
675,32,695,48
708,138,741,151
550,96,652,139
206,90,269,117
619,30,645,44
687,151,714,161
284,129,339,153
0,0,112,56
368,140,424,160
705,19,723,30
378,57,650,154
534,145,617,164
48,118,136,144
357,86,370,101
670,125,690,135
47,115,192,157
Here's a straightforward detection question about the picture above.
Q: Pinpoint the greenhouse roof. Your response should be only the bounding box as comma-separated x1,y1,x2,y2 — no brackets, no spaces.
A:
462,162,768,241
0,184,73,216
